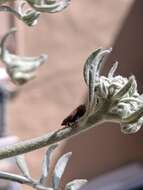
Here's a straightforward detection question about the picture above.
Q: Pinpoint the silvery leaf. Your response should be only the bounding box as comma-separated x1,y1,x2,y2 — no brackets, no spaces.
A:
84,49,102,109
34,184,53,190
113,76,135,100
108,61,118,78
46,0,71,13
0,5,40,26
83,48,101,85
21,10,40,26
120,97,142,104
100,79,108,98
65,179,88,190
122,105,143,124
0,171,30,184
18,1,40,26
0,28,48,85
128,76,137,96
3,50,47,85
121,123,142,134
27,0,71,13
52,152,72,189
16,154,31,178
39,144,58,185
93,48,112,76
83,48,112,86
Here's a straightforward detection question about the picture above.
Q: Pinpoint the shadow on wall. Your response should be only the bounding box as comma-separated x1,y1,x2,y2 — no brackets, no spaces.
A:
60,0,143,186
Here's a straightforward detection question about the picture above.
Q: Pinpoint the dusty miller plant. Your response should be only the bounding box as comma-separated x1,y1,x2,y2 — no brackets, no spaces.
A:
0,0,143,189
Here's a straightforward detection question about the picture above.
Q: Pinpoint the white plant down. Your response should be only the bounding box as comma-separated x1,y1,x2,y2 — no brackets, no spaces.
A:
81,48,143,134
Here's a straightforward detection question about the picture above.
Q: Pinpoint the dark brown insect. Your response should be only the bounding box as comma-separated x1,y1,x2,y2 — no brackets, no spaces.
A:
61,104,86,127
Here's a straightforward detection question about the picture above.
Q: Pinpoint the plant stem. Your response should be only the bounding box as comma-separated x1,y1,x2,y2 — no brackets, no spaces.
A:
0,115,102,160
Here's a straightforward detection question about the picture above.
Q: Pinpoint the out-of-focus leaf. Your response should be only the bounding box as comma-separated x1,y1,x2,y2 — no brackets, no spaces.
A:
65,179,88,190
52,152,72,189
21,10,40,26
39,144,58,185
0,171,30,184
0,5,40,26
16,154,31,178
0,28,48,85
27,0,71,13
18,1,40,26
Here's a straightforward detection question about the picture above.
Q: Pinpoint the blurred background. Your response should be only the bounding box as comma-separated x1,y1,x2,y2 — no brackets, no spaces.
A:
1,0,143,190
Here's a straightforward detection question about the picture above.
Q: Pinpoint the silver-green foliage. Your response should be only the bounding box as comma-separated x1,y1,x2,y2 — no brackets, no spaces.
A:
0,0,71,26
81,48,143,134
0,144,87,190
0,28,48,85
